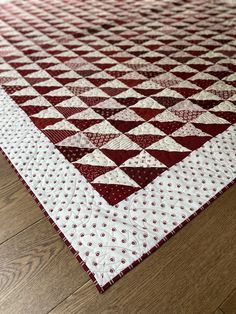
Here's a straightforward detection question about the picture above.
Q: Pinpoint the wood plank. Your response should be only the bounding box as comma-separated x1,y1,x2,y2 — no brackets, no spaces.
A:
0,219,89,314
214,309,224,314
0,154,43,244
220,289,236,314
50,185,236,314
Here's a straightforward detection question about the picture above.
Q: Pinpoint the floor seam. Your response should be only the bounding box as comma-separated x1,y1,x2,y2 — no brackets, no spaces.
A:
0,216,44,246
47,280,91,314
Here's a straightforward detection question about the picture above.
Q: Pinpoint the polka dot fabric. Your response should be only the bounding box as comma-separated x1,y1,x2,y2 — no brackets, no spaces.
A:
0,87,235,292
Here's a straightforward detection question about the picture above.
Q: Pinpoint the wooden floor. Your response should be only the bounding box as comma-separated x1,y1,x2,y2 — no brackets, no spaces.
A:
0,153,236,314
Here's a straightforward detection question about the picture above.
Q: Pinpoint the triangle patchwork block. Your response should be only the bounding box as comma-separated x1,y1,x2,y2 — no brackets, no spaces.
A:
147,150,190,167
69,119,103,131
131,107,164,121
193,123,230,137
91,183,140,205
121,167,166,187
150,121,184,134
126,134,163,149
74,164,116,182
108,120,143,133
101,149,140,166
173,136,211,150
56,146,94,162
42,130,77,144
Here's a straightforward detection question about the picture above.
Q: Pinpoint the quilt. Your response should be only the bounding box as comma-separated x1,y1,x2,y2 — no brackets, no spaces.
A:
0,0,235,292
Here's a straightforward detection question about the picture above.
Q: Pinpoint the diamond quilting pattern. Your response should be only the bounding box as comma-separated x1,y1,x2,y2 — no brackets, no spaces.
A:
0,0,235,204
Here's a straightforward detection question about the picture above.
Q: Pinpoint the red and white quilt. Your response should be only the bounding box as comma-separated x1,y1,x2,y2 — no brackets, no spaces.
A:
0,0,235,292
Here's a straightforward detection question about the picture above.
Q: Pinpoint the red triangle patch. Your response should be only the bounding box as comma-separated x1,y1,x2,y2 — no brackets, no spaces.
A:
190,79,216,89
56,146,94,162
126,134,163,148
115,97,144,107
101,87,126,96
101,149,140,166
45,96,72,105
210,111,236,124
30,117,63,129
56,77,79,85
172,72,196,80
69,119,103,131
152,96,183,107
25,77,50,85
173,87,200,98
85,133,119,147
21,105,49,116
134,88,160,97
42,130,77,144
33,85,61,95
119,79,146,88
150,121,184,134
56,107,86,119
108,120,143,133
193,123,230,137
87,78,111,87
11,95,37,104
107,71,131,78
121,167,166,187
190,99,221,110
79,96,108,106
173,136,211,150
17,69,38,76
3,85,28,94
93,108,124,119
74,164,115,182
131,108,164,121
92,183,140,205
147,150,190,167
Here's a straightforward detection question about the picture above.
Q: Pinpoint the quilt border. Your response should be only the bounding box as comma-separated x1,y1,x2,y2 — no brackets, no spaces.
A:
1,146,235,293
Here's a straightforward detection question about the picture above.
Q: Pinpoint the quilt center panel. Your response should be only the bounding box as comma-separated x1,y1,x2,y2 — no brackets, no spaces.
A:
0,0,235,204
